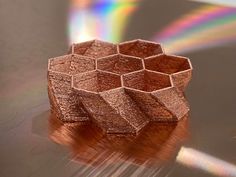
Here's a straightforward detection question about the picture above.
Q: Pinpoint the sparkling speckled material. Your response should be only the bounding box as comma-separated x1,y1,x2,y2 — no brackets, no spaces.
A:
47,39,192,134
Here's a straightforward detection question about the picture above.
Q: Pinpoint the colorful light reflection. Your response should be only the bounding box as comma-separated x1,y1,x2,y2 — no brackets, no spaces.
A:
154,5,236,54
177,147,236,177
69,1,236,55
68,0,139,44
189,0,236,7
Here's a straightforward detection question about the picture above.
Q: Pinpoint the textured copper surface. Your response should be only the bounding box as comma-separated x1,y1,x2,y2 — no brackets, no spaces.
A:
49,113,189,166
48,39,192,134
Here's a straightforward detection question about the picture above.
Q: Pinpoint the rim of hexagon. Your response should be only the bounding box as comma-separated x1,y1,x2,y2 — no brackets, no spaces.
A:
97,54,143,75
144,54,192,91
119,39,163,58
48,39,192,135
48,54,96,75
122,70,172,92
144,54,192,74
72,70,122,93
69,39,118,58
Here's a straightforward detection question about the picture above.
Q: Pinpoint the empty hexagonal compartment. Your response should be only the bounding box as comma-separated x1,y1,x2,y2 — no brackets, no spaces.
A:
97,54,143,75
119,39,163,58
123,70,171,92
48,54,95,75
144,54,191,74
70,39,118,58
73,70,121,93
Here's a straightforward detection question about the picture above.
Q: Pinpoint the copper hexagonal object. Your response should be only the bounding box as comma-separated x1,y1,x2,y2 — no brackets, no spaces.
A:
48,39,192,134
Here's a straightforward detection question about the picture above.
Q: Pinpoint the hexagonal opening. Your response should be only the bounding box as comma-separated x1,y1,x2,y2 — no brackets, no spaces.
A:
123,70,171,92
70,39,118,58
49,54,95,75
73,70,121,93
119,39,163,58
144,54,191,74
97,54,143,75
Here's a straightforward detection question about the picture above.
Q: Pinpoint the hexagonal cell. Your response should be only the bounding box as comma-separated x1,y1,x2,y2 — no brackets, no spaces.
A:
97,54,143,75
48,54,95,75
73,70,121,93
123,70,171,92
144,54,191,74
70,39,118,58
119,39,163,58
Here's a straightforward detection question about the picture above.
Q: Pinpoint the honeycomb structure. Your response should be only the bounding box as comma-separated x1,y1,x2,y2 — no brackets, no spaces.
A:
48,39,192,134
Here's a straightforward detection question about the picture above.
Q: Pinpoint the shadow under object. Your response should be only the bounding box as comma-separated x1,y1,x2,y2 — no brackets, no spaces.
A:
48,39,192,134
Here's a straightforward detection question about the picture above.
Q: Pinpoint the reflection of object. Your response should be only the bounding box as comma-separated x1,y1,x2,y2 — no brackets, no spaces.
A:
48,39,192,134
154,5,236,54
49,113,189,166
177,147,236,177
69,0,139,43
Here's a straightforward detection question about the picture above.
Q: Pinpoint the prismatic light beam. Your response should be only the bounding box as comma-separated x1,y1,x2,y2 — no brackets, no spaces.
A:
68,0,139,44
153,4,236,54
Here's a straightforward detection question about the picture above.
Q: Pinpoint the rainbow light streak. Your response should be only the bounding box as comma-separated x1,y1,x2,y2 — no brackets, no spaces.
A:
189,0,236,7
69,0,138,44
154,5,236,54
177,147,236,177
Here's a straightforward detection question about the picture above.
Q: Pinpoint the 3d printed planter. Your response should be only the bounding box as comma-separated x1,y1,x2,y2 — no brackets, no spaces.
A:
48,39,192,134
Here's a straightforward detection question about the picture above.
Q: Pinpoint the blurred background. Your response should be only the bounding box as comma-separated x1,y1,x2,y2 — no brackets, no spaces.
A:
0,0,236,177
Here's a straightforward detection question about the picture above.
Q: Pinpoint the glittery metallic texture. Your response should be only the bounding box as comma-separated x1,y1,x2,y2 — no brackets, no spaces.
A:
48,39,192,134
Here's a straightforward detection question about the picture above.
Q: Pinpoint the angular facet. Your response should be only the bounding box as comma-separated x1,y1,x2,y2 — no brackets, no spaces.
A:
171,69,192,92
48,54,95,122
124,88,174,121
151,87,189,120
100,88,149,133
72,89,136,134
119,39,163,58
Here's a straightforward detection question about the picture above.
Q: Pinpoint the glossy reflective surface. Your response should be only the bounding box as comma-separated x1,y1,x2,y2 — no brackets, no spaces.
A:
49,113,188,166
0,0,236,177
